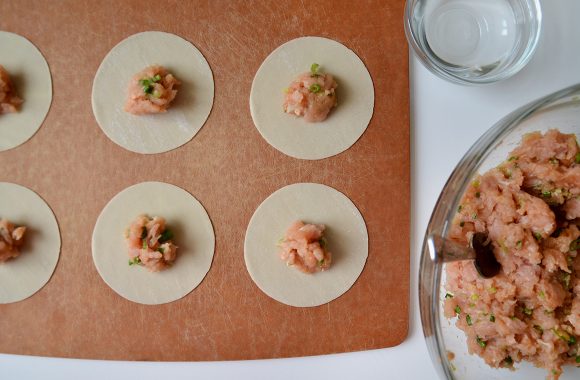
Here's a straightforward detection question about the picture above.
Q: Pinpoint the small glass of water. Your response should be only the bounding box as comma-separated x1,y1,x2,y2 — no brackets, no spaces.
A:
405,0,542,85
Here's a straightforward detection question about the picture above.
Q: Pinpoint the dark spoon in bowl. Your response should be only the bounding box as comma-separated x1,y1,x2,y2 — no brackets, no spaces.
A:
428,232,501,278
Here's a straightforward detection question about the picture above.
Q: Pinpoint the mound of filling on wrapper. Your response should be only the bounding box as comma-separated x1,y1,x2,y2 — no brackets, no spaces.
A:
444,130,580,379
124,65,180,115
278,220,332,273
0,65,23,114
0,219,26,262
125,215,178,272
283,63,337,123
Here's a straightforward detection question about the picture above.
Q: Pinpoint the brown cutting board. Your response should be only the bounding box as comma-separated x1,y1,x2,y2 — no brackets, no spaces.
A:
0,0,409,360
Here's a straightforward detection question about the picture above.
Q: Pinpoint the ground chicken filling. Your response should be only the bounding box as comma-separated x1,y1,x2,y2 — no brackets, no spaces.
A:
283,63,338,123
0,218,26,262
124,65,180,115
444,130,580,379
278,220,332,273
125,215,178,272
0,65,23,114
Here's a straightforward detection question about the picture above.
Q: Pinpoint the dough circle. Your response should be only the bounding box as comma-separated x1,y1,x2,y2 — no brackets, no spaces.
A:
250,36,374,160
0,31,52,152
91,31,214,154
0,182,61,304
92,181,215,305
244,183,368,307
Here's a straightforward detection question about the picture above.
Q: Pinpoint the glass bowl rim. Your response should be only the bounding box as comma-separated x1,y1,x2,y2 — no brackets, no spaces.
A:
419,82,580,380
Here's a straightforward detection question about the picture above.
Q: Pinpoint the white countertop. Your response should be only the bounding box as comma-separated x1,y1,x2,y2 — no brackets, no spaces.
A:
2,1,580,379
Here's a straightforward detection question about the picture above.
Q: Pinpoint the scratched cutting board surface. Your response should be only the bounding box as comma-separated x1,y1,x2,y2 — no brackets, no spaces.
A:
0,0,409,360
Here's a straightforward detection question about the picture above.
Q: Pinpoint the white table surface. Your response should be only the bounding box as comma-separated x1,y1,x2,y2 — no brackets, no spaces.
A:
2,1,580,379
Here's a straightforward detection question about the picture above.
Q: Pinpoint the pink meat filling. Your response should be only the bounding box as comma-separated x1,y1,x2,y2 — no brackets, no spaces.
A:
444,130,580,379
278,220,332,273
125,215,178,272
124,65,180,115
0,65,23,114
0,219,26,262
283,65,338,123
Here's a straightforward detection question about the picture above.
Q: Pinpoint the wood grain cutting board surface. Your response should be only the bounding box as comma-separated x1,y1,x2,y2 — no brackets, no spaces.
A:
0,0,409,360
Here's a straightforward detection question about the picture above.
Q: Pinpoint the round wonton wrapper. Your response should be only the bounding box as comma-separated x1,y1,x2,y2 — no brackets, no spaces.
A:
244,183,368,307
0,182,61,304
250,36,374,160
92,182,215,305
92,31,214,154
0,31,52,152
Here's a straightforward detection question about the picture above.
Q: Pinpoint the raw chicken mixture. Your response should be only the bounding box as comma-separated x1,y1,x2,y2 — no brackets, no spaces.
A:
278,220,332,273
444,130,580,379
124,65,180,115
125,215,178,272
0,65,23,114
0,218,26,262
283,63,338,122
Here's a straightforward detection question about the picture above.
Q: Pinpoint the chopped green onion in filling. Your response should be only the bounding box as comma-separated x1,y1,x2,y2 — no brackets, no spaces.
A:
159,229,173,244
310,63,320,76
309,83,322,93
466,314,473,326
538,290,545,299
138,74,162,95
559,272,571,289
552,328,576,345
502,356,513,367
476,336,487,348
500,167,512,179
129,257,141,266
570,238,580,251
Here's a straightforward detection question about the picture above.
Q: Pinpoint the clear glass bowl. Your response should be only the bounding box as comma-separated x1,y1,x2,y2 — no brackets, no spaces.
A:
419,83,580,380
405,0,542,85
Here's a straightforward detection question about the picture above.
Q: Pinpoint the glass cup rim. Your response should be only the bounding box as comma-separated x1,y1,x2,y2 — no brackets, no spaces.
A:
404,0,543,85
